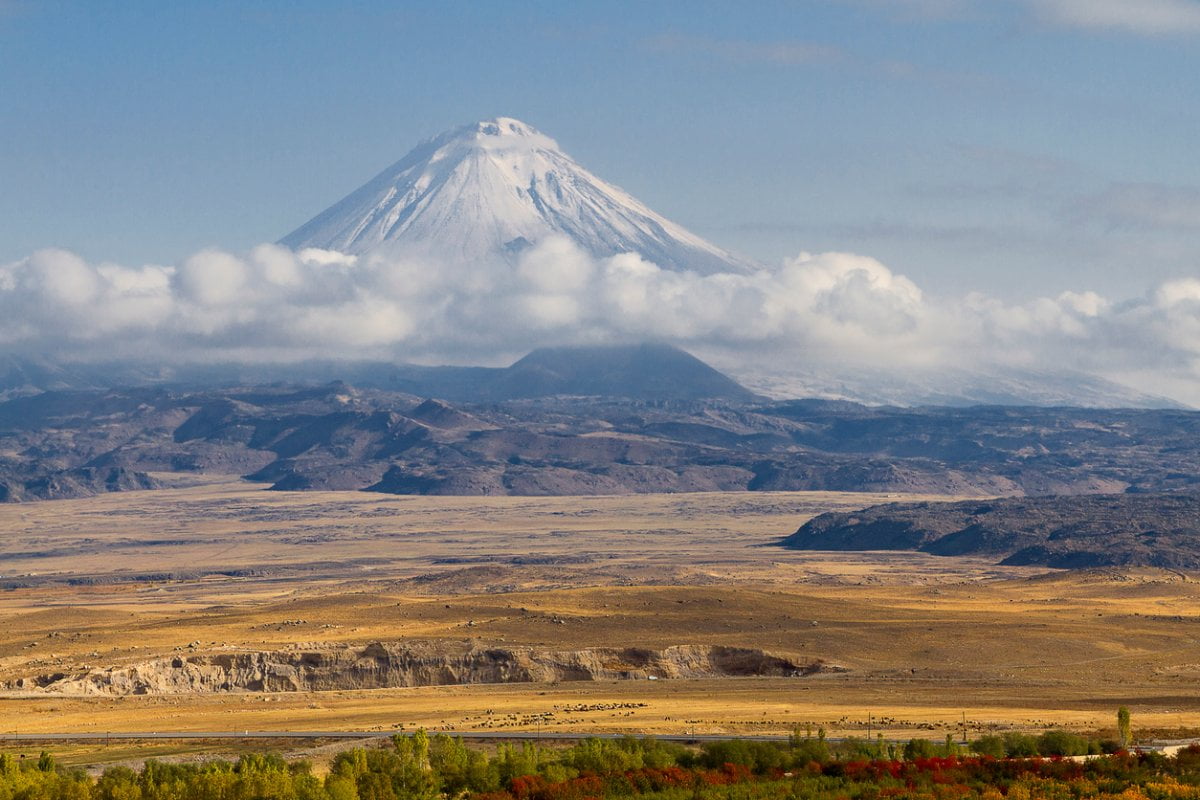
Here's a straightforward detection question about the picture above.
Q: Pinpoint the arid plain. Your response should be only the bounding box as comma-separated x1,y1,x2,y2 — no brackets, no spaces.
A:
3,477,1200,754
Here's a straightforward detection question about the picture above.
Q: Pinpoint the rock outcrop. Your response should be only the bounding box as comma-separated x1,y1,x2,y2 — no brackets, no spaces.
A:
781,492,1200,569
8,642,837,696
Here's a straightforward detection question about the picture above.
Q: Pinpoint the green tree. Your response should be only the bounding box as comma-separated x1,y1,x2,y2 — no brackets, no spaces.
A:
627,736,686,769
96,767,142,800
970,735,1007,759
1118,706,1133,749
325,774,358,800
428,734,498,794
1001,732,1039,757
389,734,437,800
789,725,812,747
565,737,643,774
790,734,830,766
903,739,937,761
701,740,787,773
1036,730,1089,757
356,771,396,800
494,742,543,784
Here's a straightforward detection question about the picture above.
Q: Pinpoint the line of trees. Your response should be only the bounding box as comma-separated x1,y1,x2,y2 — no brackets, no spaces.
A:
0,724,1172,800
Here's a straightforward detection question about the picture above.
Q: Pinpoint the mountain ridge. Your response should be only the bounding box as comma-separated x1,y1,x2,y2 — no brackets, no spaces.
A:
6,379,1200,501
0,348,1184,410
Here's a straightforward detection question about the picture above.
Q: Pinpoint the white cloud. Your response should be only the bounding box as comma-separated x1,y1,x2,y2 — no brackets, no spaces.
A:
1157,277,1200,307
837,0,1200,35
175,249,247,306
5,235,1200,404
1028,0,1200,35
26,249,101,306
516,235,594,293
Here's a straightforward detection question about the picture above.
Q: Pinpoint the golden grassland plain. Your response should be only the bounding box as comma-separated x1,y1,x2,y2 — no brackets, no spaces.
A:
2,477,1200,761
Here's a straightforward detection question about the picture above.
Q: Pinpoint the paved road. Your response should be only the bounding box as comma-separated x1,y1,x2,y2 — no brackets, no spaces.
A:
1,731,1186,756
0,730,797,744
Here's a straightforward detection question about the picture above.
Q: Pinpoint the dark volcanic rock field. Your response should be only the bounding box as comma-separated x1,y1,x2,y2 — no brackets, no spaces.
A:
782,493,1200,568
3,379,1200,501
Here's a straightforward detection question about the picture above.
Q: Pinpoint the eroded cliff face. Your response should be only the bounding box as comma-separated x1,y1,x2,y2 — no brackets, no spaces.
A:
8,642,838,696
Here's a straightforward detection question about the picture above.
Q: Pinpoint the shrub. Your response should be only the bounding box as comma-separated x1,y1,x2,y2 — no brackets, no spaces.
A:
905,740,939,761
971,736,1007,759
1036,730,1090,757
1003,733,1040,758
699,740,786,774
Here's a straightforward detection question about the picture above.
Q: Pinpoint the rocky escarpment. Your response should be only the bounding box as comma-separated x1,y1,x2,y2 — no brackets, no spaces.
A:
8,642,838,696
0,466,161,503
781,492,1200,569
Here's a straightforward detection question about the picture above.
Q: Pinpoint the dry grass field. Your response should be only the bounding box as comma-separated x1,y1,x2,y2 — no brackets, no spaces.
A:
2,477,1200,763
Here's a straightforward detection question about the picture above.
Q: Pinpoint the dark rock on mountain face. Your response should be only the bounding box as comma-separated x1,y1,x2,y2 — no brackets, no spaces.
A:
0,466,161,503
0,344,761,405
782,493,1200,569
493,344,761,402
7,355,1200,500
350,344,763,403
0,355,91,396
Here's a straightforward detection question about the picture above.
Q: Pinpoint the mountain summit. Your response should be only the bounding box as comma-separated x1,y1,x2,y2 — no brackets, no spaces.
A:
280,117,757,274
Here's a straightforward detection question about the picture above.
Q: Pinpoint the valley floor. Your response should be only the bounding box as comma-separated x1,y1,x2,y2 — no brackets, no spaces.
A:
2,479,1199,743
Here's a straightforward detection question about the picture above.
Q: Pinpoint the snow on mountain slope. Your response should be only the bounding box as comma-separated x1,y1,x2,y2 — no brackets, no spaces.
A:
715,359,1189,409
280,117,758,275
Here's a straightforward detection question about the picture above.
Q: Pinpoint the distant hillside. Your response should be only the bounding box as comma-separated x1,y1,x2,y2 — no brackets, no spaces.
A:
7,384,1200,501
317,343,761,402
781,493,1200,569
494,344,760,402
2,346,1190,410
0,344,758,404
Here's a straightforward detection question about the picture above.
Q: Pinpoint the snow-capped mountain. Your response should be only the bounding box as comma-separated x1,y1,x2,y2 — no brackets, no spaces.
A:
280,117,758,275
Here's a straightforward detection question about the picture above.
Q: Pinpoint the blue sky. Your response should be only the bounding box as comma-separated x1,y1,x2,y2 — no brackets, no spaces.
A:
4,0,1200,301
